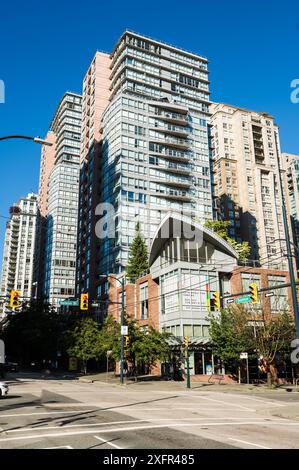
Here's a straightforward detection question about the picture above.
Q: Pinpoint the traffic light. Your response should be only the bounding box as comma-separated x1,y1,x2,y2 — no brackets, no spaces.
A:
213,291,220,310
124,336,129,348
249,283,258,304
80,293,89,310
10,290,20,309
184,336,189,359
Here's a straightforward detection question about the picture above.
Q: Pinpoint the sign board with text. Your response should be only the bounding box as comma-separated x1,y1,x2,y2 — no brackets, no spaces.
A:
121,326,128,336
240,352,248,359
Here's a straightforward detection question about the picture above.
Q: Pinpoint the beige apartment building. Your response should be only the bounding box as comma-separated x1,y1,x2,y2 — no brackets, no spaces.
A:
0,194,39,318
283,152,299,267
211,103,288,270
80,51,111,163
38,130,56,217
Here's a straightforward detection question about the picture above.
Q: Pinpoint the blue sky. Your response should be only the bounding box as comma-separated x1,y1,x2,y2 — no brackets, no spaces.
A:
0,0,298,260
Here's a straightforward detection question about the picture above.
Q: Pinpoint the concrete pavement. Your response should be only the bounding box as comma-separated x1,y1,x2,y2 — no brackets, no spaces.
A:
1,373,299,449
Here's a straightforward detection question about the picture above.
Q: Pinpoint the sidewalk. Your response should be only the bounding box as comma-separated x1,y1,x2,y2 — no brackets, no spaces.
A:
77,371,299,393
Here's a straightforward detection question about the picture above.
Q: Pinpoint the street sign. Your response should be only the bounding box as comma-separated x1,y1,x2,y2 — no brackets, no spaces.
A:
226,299,235,304
0,340,4,364
121,326,128,336
92,303,99,307
236,295,251,304
59,299,79,307
265,292,274,298
240,352,248,359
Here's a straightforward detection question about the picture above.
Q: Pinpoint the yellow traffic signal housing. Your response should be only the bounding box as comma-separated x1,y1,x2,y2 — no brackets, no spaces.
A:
249,283,258,304
10,290,20,309
80,293,89,310
184,336,189,348
125,336,129,348
213,291,220,310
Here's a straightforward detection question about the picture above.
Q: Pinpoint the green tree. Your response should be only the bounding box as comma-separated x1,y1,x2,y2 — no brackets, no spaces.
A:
208,306,253,375
204,219,250,262
0,300,61,367
209,306,296,385
98,315,172,377
126,222,149,282
66,318,102,374
253,310,295,385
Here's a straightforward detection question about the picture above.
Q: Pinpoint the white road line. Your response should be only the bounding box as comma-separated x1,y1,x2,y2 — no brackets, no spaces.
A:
216,393,286,407
5,417,270,434
0,410,94,418
93,435,122,449
44,446,73,449
0,420,299,443
185,394,256,412
228,438,271,449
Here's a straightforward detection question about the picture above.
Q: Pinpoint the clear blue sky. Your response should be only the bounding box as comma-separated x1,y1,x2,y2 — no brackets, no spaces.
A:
0,0,298,260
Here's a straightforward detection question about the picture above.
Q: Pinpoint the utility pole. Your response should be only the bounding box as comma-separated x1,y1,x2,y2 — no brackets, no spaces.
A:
274,131,299,339
120,277,125,385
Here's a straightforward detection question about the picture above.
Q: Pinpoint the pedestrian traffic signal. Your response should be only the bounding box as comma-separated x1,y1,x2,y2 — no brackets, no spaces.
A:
10,290,20,309
213,291,220,310
125,336,129,348
80,293,89,310
249,283,258,304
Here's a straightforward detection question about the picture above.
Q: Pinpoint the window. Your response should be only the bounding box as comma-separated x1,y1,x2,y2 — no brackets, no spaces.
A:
140,283,149,320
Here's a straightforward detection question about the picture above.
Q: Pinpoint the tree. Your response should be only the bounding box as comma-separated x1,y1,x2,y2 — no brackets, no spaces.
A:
253,310,295,385
0,300,61,367
126,222,149,282
208,306,253,375
98,315,172,377
204,219,250,262
209,305,296,385
66,318,102,374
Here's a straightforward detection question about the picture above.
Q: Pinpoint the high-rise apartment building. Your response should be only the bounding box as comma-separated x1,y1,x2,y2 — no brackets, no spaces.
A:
77,31,213,299
42,92,82,308
0,193,38,318
38,131,57,218
284,152,299,265
211,103,287,269
76,52,111,300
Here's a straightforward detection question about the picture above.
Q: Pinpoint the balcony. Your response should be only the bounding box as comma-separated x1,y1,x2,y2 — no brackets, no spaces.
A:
150,138,190,150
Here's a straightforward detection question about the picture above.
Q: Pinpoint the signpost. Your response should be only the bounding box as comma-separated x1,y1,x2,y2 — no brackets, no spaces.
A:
121,326,128,336
240,352,249,384
59,299,79,307
236,295,252,304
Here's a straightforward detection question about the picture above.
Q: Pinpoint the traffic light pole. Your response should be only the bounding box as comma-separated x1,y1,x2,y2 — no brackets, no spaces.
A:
274,132,299,339
120,277,125,385
186,351,191,389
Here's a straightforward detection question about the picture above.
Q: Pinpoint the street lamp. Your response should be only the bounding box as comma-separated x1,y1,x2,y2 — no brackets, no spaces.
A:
99,274,126,385
0,135,53,146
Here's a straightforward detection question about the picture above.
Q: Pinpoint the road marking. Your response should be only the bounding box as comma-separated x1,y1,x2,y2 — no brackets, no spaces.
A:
0,420,298,443
185,394,255,412
0,410,94,418
156,391,256,411
93,435,122,449
217,393,285,407
44,446,73,449
228,438,271,449
5,417,270,434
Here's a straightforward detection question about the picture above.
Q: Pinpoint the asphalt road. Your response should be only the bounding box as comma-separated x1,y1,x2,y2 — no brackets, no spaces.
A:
1,374,299,449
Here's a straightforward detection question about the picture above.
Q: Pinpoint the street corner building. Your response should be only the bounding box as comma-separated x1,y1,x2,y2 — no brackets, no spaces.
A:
106,213,293,381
